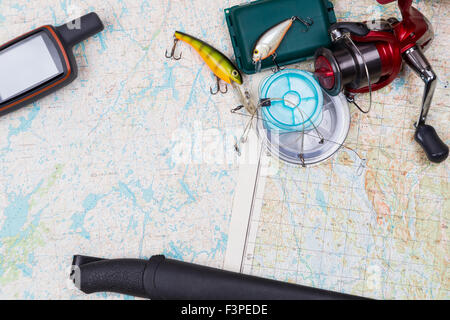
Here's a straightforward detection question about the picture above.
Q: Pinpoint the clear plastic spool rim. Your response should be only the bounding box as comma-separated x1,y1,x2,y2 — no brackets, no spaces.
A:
256,90,351,166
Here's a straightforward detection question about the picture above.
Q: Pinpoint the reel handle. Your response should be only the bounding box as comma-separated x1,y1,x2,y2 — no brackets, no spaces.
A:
403,46,448,163
415,124,449,163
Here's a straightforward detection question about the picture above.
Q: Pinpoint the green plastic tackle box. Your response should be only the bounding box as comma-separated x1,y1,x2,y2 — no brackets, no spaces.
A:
225,0,337,74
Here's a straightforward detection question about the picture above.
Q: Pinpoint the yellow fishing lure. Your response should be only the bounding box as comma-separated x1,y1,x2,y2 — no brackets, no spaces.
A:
173,31,243,86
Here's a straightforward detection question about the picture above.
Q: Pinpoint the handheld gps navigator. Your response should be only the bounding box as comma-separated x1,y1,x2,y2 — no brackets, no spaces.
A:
0,12,104,117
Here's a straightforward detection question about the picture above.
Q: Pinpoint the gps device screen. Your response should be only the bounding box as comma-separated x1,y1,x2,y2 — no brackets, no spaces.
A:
0,32,64,103
0,12,104,116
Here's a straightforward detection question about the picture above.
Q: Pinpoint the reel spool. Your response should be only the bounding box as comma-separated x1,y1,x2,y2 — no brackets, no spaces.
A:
315,42,382,97
256,69,350,166
313,22,397,98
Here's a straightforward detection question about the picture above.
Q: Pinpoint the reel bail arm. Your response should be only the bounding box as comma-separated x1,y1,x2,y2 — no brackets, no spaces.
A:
403,46,449,163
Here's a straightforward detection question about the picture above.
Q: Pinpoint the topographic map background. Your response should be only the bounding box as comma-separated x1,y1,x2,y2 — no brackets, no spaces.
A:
0,0,249,299
241,0,449,300
0,0,448,299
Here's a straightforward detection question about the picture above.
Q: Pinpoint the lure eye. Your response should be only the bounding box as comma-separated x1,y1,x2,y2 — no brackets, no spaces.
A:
254,49,259,55
232,70,239,77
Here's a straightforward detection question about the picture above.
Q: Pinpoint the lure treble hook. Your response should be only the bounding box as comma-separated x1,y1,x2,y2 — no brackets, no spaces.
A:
292,16,314,32
165,38,182,60
271,53,284,73
210,77,228,95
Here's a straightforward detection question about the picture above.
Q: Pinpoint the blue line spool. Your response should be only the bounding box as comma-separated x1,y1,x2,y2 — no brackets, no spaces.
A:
260,69,323,133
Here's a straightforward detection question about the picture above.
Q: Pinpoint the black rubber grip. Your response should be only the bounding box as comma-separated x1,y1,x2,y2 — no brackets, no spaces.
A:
73,255,367,300
76,258,148,298
56,12,104,47
415,124,449,163
330,22,370,37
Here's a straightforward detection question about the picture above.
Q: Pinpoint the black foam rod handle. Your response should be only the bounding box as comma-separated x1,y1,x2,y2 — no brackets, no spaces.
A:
73,255,367,300
56,12,104,47
75,258,148,298
415,124,449,163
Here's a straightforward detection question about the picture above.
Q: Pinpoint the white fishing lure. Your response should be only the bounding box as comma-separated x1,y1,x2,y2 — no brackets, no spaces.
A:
252,16,313,63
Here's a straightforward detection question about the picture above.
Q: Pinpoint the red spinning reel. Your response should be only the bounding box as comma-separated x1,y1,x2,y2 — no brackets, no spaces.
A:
314,0,448,163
